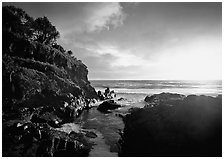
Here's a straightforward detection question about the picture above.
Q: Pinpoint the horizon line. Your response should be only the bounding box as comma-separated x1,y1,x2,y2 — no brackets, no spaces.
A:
89,79,222,81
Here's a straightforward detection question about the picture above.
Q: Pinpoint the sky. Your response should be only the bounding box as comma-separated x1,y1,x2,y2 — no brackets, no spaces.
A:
3,2,222,80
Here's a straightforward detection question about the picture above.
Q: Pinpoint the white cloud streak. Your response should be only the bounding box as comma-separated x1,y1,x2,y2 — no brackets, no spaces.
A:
71,38,146,69
83,3,126,32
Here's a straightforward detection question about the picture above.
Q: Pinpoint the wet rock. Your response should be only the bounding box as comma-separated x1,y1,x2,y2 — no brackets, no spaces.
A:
115,113,126,119
30,114,47,123
97,91,105,100
118,97,126,101
47,120,61,128
97,100,121,113
38,129,91,157
119,94,222,157
30,111,63,128
144,92,185,107
69,131,80,138
110,90,116,98
97,88,117,100
91,98,97,104
85,131,97,138
128,107,141,113
216,94,222,99
3,119,91,157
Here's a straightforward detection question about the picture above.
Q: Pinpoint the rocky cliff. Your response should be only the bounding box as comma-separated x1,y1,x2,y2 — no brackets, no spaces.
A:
2,6,97,156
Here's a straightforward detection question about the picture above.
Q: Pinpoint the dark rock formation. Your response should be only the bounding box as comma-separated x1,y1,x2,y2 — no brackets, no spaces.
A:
118,97,127,101
2,5,97,157
97,100,121,113
3,121,91,157
84,131,98,138
115,113,126,119
144,92,185,107
119,93,222,157
97,88,116,101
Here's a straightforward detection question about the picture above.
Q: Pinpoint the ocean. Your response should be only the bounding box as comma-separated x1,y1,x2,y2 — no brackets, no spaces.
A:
75,80,222,156
91,80,222,99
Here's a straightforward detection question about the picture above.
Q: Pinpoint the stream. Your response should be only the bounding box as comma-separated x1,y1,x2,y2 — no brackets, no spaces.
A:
74,94,147,157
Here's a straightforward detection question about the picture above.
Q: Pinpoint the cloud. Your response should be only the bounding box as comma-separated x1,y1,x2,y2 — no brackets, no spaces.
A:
61,34,148,79
58,3,127,47
83,3,126,32
143,35,222,80
56,2,221,80
76,41,146,68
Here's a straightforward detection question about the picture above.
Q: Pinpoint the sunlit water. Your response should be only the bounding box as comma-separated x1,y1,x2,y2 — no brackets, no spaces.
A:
91,80,222,97
74,80,221,156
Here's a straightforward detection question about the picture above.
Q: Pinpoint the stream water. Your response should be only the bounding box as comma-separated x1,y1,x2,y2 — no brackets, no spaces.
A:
74,94,146,156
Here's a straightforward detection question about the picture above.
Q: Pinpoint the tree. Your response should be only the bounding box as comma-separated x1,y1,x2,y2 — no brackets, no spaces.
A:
52,43,66,53
33,16,60,45
67,50,73,55
2,6,35,55
2,6,34,38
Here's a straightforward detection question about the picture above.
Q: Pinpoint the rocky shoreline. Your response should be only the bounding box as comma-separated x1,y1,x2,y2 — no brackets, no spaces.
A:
2,97,98,156
2,5,222,157
118,93,222,157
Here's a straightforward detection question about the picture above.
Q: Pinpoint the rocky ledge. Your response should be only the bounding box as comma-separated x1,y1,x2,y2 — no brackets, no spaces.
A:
119,93,222,157
3,121,92,157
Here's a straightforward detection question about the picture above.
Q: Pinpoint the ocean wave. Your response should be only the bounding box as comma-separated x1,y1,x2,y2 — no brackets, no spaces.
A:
91,80,221,97
91,80,221,90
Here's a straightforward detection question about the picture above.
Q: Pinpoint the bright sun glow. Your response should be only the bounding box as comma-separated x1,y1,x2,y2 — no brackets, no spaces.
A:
148,37,221,80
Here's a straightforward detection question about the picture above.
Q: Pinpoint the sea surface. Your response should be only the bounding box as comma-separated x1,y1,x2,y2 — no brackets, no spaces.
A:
75,80,222,156
91,80,222,100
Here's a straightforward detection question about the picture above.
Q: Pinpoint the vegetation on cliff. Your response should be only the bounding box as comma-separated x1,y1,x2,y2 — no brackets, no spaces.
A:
3,5,97,110
2,5,97,156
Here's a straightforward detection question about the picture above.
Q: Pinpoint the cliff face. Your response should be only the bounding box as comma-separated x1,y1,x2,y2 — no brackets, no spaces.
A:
2,6,97,157
3,32,97,103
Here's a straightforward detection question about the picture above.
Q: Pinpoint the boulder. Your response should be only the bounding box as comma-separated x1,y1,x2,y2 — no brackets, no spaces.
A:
97,100,121,113
144,92,185,107
119,94,222,157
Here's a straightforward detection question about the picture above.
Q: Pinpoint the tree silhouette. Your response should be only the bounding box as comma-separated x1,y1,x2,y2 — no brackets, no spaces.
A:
33,16,60,45
2,6,34,38
52,43,66,53
67,50,73,55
